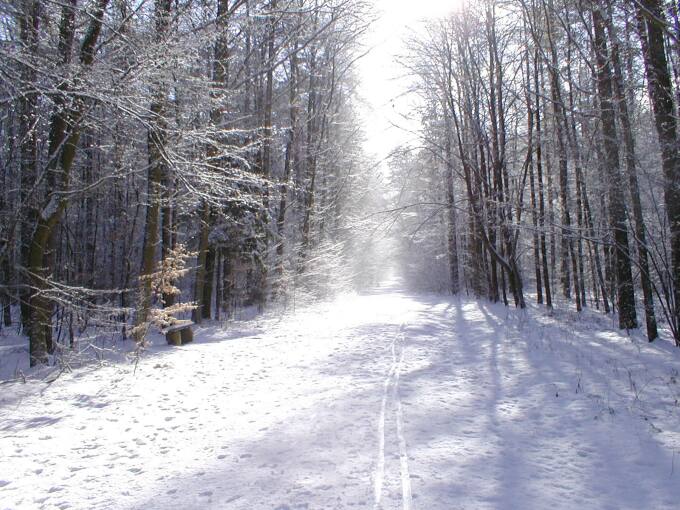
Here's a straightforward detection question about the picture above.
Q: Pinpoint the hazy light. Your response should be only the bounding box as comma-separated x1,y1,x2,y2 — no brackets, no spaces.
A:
359,0,462,167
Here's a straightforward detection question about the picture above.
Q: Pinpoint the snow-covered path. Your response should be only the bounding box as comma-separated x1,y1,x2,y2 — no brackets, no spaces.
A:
2,284,680,509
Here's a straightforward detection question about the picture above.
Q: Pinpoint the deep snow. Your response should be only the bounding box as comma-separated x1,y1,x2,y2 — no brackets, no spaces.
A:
1,281,680,509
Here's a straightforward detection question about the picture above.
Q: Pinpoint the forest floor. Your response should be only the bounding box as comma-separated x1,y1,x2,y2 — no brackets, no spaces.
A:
2,279,680,509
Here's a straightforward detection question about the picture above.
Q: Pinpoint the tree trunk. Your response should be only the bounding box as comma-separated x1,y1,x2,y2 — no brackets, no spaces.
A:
161,177,176,308
592,3,638,330
255,0,277,304
275,37,300,294
638,0,680,345
202,245,216,320
192,202,211,324
563,18,587,308
27,0,108,365
534,49,552,309
193,0,233,323
135,0,172,339
18,0,42,330
215,248,223,321
444,118,460,294
607,9,657,340
544,0,576,307
300,43,319,269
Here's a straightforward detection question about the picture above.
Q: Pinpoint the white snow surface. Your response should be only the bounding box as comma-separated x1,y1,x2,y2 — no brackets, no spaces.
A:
2,280,680,509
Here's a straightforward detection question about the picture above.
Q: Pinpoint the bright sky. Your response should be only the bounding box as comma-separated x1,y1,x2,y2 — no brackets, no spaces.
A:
358,0,461,166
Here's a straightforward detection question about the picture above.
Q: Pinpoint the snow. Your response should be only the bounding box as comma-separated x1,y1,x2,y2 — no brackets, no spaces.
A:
2,280,680,509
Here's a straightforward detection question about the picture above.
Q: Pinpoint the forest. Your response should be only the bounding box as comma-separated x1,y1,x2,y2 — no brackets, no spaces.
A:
1,0,680,508
2,0,680,364
1,0,382,366
393,0,680,346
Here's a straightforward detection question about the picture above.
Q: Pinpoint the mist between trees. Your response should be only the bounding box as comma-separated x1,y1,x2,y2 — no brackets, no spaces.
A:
1,0,680,370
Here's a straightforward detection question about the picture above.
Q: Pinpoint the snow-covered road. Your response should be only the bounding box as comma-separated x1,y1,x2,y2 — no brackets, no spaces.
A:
2,283,680,509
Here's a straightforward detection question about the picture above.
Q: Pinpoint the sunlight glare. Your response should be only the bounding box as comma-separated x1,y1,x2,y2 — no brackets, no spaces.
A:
359,0,464,166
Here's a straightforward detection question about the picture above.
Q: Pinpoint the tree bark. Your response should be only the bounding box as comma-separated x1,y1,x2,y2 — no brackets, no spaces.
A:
194,0,233,323
275,21,300,295
135,0,172,339
18,0,41,330
544,0,577,307
192,202,211,323
444,117,460,295
534,48,552,309
27,0,109,365
607,8,657,340
592,3,637,330
637,0,680,345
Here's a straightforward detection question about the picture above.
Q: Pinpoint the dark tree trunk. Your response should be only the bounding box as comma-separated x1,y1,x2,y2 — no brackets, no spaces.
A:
275,41,300,294
638,0,680,345
592,3,638,330
27,0,108,365
300,43,319,268
444,118,460,294
534,49,552,309
161,178,176,308
607,10,657,340
215,248,223,321
135,0,172,339
18,0,42,330
194,0,233,323
192,202,211,324
545,0,576,307
202,245,216,320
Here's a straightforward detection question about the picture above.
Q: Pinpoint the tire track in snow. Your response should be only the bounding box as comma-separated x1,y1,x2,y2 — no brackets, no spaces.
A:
374,323,413,510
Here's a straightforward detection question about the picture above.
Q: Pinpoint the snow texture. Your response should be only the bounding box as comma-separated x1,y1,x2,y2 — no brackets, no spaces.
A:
2,279,680,509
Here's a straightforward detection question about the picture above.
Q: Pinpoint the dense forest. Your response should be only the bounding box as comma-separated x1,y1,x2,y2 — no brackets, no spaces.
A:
0,0,381,366
391,0,680,347
2,0,680,371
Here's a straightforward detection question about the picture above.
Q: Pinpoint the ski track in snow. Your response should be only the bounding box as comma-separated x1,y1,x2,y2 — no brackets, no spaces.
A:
372,341,393,509
394,331,412,510
2,280,680,509
373,322,412,510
